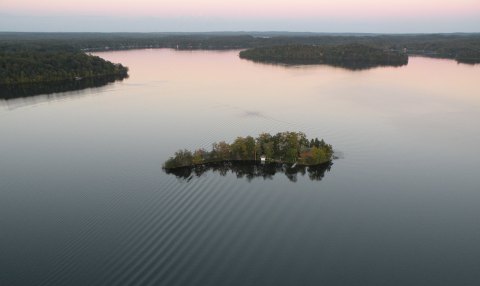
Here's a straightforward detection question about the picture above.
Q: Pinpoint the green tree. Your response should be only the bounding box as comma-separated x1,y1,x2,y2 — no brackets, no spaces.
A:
192,149,206,164
213,141,231,160
231,137,247,160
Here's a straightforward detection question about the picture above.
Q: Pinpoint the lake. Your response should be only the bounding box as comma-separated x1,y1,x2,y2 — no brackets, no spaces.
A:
1,49,479,285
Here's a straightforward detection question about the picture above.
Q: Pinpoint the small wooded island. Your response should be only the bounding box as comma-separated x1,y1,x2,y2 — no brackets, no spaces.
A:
0,43,129,85
163,132,334,170
239,44,409,69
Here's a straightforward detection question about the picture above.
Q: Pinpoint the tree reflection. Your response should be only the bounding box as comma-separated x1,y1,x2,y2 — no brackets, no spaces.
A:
164,161,333,182
0,74,127,100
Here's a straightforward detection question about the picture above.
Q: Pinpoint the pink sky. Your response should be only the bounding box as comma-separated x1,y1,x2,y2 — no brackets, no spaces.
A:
2,0,479,18
1,0,479,32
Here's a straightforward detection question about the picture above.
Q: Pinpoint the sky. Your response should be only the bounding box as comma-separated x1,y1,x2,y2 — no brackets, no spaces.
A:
1,0,479,33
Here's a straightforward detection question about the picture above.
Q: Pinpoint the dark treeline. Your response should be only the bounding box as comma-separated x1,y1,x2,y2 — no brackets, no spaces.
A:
239,44,408,69
164,132,334,169
0,74,127,100
1,32,479,64
164,160,333,182
0,42,129,85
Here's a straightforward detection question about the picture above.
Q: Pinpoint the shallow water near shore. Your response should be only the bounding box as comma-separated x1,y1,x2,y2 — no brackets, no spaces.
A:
1,49,480,285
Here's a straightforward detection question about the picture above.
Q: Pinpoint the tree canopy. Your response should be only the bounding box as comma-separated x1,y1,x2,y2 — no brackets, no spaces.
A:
0,43,128,85
164,132,334,169
2,32,478,63
239,44,409,69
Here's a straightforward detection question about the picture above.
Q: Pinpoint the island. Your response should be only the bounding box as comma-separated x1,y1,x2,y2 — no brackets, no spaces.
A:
163,132,334,170
0,43,129,85
239,44,409,69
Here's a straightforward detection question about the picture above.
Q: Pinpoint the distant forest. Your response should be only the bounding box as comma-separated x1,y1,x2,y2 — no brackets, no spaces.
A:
1,32,479,64
1,32,479,85
239,44,408,69
0,42,128,85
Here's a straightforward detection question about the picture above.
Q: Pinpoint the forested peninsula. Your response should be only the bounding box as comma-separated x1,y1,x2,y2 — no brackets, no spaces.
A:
1,32,478,88
0,43,128,85
2,32,478,64
239,44,408,69
163,132,334,170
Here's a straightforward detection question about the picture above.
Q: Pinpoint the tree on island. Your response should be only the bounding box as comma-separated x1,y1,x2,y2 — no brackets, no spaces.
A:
239,44,409,70
164,132,334,169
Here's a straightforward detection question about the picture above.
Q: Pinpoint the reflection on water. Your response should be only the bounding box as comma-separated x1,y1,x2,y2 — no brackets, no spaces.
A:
0,74,127,101
1,50,480,286
240,58,409,71
165,161,333,182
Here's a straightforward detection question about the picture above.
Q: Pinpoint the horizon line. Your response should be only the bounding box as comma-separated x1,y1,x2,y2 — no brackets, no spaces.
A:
1,31,480,35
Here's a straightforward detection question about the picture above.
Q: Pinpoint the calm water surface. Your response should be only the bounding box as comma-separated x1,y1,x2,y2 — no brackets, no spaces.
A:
1,49,479,285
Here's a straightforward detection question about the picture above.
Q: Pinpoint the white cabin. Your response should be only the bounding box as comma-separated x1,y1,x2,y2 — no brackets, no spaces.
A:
260,155,266,163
